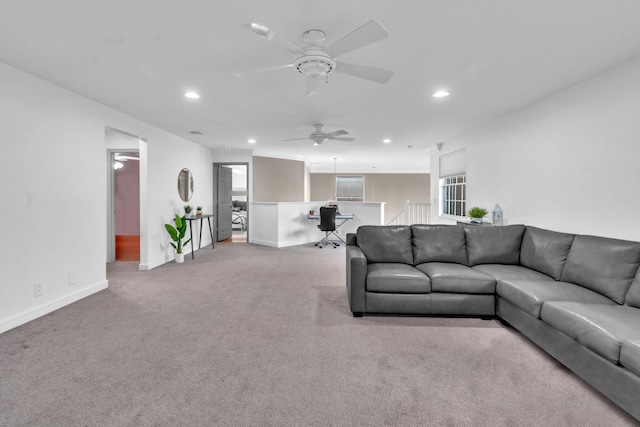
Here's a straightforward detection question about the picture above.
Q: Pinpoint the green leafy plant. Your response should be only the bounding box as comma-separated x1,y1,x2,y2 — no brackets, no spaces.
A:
165,214,191,254
468,206,488,219
184,205,192,213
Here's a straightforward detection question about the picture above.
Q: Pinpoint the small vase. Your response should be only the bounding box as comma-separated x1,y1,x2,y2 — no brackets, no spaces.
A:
175,253,184,263
470,217,483,224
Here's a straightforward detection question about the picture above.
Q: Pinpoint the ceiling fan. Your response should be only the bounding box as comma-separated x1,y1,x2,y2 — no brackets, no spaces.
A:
237,20,394,95
282,124,355,146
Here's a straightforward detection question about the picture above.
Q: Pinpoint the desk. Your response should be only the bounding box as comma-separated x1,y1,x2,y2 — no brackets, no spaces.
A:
184,214,215,259
307,213,355,244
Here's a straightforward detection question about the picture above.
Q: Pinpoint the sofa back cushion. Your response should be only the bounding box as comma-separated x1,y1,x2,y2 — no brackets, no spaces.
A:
357,225,413,264
520,226,575,280
411,225,467,265
625,269,640,308
561,235,640,304
464,225,525,266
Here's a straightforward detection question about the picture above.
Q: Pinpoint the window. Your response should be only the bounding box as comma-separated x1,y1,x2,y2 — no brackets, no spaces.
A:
440,174,466,217
439,148,466,217
336,176,364,202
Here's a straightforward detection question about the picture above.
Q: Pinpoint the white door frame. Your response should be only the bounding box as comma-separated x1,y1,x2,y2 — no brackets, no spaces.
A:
106,127,145,267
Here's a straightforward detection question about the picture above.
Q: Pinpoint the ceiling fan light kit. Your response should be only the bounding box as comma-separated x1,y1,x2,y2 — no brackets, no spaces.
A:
242,20,394,96
294,54,335,78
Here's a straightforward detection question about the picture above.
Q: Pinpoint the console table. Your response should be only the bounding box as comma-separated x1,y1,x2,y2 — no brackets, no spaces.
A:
184,214,215,259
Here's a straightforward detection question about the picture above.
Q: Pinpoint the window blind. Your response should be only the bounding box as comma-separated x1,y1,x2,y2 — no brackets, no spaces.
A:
439,149,467,178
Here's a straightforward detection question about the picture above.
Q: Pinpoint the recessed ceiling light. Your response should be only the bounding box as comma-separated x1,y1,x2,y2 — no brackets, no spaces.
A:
185,91,200,99
189,131,204,135
248,139,256,144
383,139,392,144
432,90,450,98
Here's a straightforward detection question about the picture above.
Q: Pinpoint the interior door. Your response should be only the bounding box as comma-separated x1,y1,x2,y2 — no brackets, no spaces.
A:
217,166,233,241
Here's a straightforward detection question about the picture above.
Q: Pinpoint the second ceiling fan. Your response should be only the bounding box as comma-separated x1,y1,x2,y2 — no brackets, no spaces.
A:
237,20,394,95
283,124,354,146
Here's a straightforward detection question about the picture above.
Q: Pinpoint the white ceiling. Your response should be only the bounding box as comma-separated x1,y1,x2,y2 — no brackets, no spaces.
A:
2,1,640,173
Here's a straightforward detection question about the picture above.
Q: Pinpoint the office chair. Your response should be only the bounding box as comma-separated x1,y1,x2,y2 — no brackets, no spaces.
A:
315,206,339,248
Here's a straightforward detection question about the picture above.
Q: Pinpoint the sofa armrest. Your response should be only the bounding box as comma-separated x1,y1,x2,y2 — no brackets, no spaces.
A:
346,245,367,315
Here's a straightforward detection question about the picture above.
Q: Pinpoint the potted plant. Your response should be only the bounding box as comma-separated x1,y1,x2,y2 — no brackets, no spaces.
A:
184,205,192,217
165,214,191,263
468,206,488,224
196,206,203,216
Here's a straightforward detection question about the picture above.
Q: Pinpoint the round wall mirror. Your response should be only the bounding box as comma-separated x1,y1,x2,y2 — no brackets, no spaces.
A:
178,168,194,201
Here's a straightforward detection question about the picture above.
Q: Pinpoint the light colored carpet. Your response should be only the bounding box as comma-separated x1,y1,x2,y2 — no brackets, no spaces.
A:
1,242,638,426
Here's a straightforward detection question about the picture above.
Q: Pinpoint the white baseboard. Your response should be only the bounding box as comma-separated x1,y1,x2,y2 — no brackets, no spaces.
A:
250,238,318,248
249,238,278,247
0,280,109,334
277,239,311,248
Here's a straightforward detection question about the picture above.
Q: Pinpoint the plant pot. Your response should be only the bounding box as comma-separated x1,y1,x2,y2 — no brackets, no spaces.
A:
175,253,184,263
470,218,484,224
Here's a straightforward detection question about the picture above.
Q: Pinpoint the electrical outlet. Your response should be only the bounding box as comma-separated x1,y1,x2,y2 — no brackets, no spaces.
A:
34,283,43,297
69,271,77,286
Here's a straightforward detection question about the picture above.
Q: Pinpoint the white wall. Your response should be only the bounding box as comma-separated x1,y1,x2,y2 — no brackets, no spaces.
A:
0,61,212,333
431,57,640,241
145,133,213,269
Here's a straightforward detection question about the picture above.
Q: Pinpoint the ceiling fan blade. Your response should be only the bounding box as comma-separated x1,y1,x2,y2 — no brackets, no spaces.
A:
325,20,390,58
305,75,323,96
233,63,293,78
244,23,306,55
334,62,394,84
327,129,348,138
281,137,310,142
114,155,140,161
328,136,355,141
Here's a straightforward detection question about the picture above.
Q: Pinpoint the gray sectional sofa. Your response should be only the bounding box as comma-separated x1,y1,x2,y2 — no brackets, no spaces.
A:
345,224,640,420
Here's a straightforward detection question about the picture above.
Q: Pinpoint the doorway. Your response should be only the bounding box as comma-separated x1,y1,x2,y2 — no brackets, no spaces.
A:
107,150,141,261
106,128,145,265
113,152,140,260
213,163,249,242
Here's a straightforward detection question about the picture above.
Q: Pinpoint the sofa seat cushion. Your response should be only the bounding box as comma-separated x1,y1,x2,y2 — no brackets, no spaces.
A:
472,264,554,282
540,302,640,363
415,262,495,294
620,340,640,376
497,280,615,318
366,263,431,294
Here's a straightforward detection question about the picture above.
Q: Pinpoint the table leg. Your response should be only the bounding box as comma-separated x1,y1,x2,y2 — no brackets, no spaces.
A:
207,217,215,249
189,220,195,259
198,218,203,249
332,219,348,243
